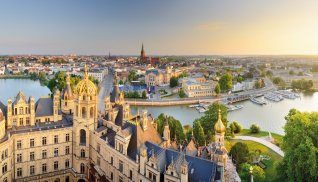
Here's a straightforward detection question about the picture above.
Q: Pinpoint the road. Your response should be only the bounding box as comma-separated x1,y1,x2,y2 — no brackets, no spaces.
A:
233,136,284,157
98,74,113,111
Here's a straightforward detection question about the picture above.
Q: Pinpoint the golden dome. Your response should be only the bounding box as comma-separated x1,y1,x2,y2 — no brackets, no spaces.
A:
214,109,226,133
75,65,97,96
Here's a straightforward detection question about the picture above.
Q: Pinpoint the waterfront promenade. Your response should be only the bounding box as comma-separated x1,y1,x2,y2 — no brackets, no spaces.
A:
127,78,276,106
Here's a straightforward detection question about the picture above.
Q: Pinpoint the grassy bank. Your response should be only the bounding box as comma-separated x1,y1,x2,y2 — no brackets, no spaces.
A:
226,139,282,182
0,75,31,79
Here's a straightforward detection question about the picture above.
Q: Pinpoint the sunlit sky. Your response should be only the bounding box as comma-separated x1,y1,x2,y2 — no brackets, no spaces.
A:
1,0,318,55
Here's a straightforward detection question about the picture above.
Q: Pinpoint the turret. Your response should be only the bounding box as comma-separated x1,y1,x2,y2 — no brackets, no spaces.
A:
141,110,148,131
7,98,12,128
214,109,225,145
0,108,6,139
181,154,189,182
139,143,148,175
29,96,35,125
61,74,74,114
163,116,171,147
53,89,60,122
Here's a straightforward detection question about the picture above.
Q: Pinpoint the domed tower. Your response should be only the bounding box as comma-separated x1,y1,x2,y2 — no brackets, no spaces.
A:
163,117,171,147
214,109,226,145
61,75,74,115
0,108,6,140
72,65,98,177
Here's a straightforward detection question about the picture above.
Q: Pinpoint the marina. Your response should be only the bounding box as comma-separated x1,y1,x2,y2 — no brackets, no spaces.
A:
250,97,267,105
264,92,284,102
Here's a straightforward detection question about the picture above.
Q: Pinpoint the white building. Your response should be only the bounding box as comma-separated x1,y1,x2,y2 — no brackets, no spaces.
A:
232,80,255,92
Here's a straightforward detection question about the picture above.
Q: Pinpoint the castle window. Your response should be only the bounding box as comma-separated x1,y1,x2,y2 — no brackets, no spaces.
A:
80,149,85,158
83,96,86,101
54,148,59,157
65,146,70,155
17,168,22,177
97,143,100,153
42,163,47,173
30,152,34,161
30,165,35,175
65,159,70,168
2,163,7,174
19,118,23,126
54,161,59,171
82,107,87,118
80,163,85,174
42,137,47,145
25,107,28,114
15,108,17,115
119,160,123,173
90,107,94,118
17,154,22,163
97,157,100,166
54,135,59,144
19,107,23,114
80,129,86,145
26,117,30,125
30,138,34,147
42,150,47,159
17,140,22,149
65,101,67,106
66,133,70,142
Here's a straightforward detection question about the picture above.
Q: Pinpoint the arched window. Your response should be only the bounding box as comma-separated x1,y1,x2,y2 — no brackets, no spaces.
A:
80,129,86,145
90,107,94,118
82,107,86,118
54,178,60,182
2,162,7,174
65,95,68,100
80,149,85,158
80,163,85,174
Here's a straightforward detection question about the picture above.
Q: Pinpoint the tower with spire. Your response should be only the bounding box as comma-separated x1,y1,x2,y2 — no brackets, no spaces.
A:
140,42,146,62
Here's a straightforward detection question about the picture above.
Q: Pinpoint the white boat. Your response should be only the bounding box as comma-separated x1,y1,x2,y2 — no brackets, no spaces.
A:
275,90,298,99
226,105,244,112
189,104,199,108
250,97,267,105
195,106,207,113
264,92,283,102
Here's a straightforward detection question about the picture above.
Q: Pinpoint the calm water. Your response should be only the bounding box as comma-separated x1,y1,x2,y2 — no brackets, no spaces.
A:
1,79,317,135
0,79,51,103
131,93,318,135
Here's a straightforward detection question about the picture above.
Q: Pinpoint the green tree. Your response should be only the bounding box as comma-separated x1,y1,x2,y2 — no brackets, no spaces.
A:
250,124,260,134
277,109,318,182
193,120,206,146
239,163,265,182
230,142,250,169
289,70,295,75
229,121,242,134
195,103,228,142
179,89,186,98
219,73,232,92
178,71,189,78
266,70,273,77
170,76,178,88
128,70,137,82
142,90,147,99
156,114,185,143
119,80,124,85
214,83,221,95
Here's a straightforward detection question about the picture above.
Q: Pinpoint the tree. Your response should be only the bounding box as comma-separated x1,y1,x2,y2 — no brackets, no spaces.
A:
170,76,178,88
178,71,189,78
214,83,221,95
219,73,232,92
119,80,124,85
289,70,295,75
156,114,185,143
239,163,265,182
193,120,206,146
266,70,273,77
179,89,185,98
195,103,228,142
128,70,137,82
142,90,147,99
250,124,260,134
229,121,242,134
229,142,249,169
276,110,318,182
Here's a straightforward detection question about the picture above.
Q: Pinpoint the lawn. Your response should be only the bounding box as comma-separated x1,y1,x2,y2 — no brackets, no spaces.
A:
226,139,283,182
236,129,283,147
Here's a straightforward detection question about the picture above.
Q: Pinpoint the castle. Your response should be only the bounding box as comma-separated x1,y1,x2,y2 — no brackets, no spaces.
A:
0,65,226,182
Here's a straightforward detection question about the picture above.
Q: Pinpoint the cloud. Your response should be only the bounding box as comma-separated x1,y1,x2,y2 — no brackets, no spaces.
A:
195,22,226,31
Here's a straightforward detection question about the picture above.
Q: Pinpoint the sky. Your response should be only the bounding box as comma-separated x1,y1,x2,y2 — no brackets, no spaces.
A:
1,0,318,55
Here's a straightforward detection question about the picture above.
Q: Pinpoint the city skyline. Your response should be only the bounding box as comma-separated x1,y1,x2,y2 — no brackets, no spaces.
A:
1,0,318,55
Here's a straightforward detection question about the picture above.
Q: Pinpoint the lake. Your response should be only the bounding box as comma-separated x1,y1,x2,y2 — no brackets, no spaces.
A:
0,79,51,103
131,92,318,135
1,79,317,135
